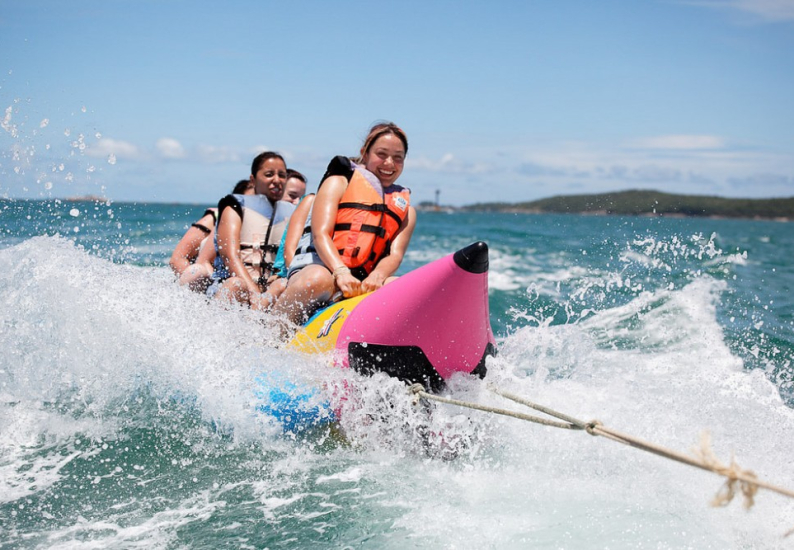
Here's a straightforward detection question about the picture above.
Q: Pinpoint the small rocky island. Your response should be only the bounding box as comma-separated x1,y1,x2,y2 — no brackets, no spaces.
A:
419,190,793,221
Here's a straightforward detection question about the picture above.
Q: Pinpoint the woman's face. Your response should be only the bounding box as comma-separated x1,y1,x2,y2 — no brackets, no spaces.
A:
251,157,287,201
362,133,405,186
283,177,306,205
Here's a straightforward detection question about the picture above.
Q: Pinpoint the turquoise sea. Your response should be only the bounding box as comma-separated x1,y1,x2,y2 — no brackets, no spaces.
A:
1,199,793,548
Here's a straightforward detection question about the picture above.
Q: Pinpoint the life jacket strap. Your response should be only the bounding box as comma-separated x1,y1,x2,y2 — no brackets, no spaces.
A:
191,223,212,234
338,202,387,213
334,222,386,238
240,243,278,253
338,202,403,226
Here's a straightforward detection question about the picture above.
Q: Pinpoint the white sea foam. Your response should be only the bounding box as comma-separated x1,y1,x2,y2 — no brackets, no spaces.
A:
3,234,794,548
41,490,224,549
466,274,794,546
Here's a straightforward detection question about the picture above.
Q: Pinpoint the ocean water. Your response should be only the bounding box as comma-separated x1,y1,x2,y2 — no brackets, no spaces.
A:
1,199,793,549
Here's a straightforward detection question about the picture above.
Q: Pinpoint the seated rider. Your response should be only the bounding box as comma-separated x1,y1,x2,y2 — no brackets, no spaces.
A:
266,168,311,298
271,168,311,279
167,181,252,277
282,169,308,205
271,122,416,327
177,179,253,292
209,152,296,310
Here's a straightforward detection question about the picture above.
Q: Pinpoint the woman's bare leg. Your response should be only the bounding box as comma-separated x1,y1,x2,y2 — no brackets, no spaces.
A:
271,265,336,326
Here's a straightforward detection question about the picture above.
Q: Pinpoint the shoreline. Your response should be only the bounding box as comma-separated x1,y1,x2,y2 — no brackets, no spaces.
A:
415,205,791,222
5,196,792,223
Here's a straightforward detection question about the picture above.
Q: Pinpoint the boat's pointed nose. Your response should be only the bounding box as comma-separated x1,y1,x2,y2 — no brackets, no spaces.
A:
334,240,496,390
453,241,489,274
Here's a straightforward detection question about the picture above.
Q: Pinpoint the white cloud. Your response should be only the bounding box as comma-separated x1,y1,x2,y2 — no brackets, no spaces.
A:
728,172,793,189
407,153,493,174
85,137,140,159
156,137,186,159
86,137,253,165
195,144,242,164
627,165,684,182
681,0,794,22
591,164,684,184
503,136,794,198
626,135,726,150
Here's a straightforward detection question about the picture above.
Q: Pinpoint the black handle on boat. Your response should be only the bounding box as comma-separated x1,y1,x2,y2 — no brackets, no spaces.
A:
453,241,489,274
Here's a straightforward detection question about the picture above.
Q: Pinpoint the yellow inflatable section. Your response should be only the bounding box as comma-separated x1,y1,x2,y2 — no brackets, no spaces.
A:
288,294,369,354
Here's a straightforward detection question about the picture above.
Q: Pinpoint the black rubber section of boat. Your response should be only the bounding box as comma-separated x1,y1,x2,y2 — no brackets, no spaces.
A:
453,241,489,274
348,341,496,393
470,342,497,378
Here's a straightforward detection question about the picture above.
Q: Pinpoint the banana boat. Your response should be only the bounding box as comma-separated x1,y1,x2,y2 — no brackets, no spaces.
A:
257,241,497,432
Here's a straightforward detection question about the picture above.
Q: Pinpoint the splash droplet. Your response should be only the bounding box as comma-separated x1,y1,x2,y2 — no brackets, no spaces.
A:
44,182,53,190
40,118,49,128
69,208,80,217
107,154,117,165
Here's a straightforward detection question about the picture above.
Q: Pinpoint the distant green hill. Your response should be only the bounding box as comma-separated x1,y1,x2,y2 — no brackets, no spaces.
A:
461,190,794,220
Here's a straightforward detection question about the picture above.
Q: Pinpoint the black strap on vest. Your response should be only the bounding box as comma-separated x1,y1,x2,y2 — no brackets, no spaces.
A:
241,243,279,254
191,223,212,235
338,202,386,212
337,202,403,227
203,208,218,225
257,205,279,289
333,222,387,238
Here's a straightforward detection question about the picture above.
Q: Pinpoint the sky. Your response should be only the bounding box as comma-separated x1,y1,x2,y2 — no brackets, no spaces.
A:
1,0,793,207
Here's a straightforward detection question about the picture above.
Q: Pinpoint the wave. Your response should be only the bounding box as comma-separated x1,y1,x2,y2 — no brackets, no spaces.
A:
3,234,794,547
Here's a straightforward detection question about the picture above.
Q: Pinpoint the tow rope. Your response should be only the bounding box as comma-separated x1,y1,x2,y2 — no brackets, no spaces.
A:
408,383,794,537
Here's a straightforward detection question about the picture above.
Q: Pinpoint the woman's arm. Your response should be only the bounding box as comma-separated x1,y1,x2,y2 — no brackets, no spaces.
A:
310,176,361,297
194,226,217,266
169,212,215,276
216,207,259,293
360,206,417,293
283,195,315,268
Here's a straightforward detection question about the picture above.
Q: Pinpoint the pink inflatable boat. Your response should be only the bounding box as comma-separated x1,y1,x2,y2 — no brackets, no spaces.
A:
290,241,497,391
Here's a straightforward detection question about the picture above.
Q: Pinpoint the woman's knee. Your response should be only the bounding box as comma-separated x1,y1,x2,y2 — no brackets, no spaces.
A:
295,265,333,293
215,277,246,303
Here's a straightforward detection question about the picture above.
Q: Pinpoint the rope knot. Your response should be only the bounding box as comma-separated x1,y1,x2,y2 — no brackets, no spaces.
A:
408,383,426,405
585,420,602,436
692,431,760,510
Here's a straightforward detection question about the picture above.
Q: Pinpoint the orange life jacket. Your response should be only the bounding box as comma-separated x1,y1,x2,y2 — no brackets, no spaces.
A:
333,169,411,275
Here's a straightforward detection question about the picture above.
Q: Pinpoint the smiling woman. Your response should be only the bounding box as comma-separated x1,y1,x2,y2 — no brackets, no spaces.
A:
271,122,417,328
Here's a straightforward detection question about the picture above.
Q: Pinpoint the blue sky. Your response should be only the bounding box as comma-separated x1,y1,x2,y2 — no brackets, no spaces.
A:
1,0,793,206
